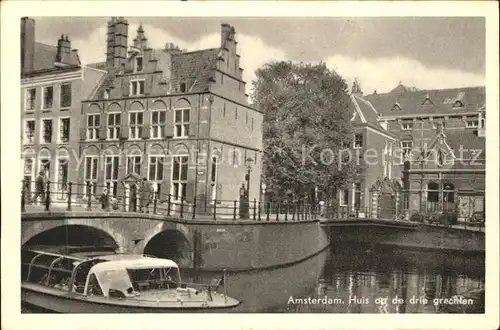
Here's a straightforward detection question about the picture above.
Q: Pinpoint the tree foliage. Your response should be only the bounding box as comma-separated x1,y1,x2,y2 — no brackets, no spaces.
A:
252,61,362,202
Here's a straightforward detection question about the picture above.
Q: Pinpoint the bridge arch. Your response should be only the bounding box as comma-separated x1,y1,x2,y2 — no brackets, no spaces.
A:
143,227,192,267
22,220,124,251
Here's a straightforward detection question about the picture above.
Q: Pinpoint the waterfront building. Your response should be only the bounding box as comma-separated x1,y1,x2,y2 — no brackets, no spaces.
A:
79,17,262,207
339,80,399,216
20,17,107,201
363,84,486,218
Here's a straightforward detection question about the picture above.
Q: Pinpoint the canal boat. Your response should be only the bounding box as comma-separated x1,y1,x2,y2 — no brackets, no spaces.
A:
21,249,240,313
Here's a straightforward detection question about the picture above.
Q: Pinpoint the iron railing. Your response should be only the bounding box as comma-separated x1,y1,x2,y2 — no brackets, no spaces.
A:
20,180,485,230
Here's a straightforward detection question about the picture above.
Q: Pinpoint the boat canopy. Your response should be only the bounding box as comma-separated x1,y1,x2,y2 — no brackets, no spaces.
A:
88,256,179,274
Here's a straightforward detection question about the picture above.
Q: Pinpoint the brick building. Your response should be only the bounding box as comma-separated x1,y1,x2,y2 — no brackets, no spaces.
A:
20,17,106,201
337,81,398,216
362,84,486,219
79,17,263,209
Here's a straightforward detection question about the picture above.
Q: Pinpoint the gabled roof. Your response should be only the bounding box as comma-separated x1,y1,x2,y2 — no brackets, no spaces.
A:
32,42,80,72
170,48,219,93
364,86,485,116
350,94,395,138
445,131,486,159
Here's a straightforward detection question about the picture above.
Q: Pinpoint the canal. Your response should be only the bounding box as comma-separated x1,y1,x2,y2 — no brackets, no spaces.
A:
22,242,485,313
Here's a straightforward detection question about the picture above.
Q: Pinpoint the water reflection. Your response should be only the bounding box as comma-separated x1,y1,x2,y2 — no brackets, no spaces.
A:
22,241,484,313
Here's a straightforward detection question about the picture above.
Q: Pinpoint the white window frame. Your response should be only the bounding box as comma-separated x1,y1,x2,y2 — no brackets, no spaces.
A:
40,118,53,144
129,111,144,140
58,117,70,143
174,108,190,138
127,155,142,175
59,83,72,109
339,189,349,206
84,156,98,196
353,134,363,149
130,79,145,96
135,56,143,73
171,155,189,201
401,122,414,130
23,156,35,192
23,119,36,145
466,120,479,128
383,160,388,177
38,158,51,180
87,114,100,141
107,112,121,140
55,157,69,199
388,161,392,179
42,86,54,110
401,141,413,158
148,156,165,182
388,142,393,156
150,109,167,139
25,88,36,111
104,155,120,197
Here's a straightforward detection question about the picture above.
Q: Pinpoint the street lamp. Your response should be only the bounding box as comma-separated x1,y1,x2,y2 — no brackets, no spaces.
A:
244,157,253,199
261,182,267,215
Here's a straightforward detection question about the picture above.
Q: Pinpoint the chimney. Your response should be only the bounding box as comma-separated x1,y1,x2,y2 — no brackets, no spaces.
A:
21,17,35,74
113,17,129,68
56,34,72,64
106,17,116,67
221,23,232,48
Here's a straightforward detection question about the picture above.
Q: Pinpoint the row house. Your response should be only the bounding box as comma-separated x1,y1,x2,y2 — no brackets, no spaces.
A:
362,84,486,218
337,81,398,216
78,18,263,207
20,17,107,201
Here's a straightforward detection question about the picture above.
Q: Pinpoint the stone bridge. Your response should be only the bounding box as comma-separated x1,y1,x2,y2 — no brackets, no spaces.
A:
21,210,330,272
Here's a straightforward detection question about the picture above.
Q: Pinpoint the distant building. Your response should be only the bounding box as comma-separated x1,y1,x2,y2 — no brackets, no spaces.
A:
79,17,262,207
362,83,486,219
339,81,398,216
20,17,106,201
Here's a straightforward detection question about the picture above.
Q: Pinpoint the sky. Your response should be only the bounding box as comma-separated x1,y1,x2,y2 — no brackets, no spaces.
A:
32,16,485,95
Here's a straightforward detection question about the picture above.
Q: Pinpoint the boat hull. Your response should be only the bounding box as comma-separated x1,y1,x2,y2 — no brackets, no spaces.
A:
22,284,239,313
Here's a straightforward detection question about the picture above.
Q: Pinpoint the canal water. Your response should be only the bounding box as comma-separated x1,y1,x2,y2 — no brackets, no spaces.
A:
22,242,485,313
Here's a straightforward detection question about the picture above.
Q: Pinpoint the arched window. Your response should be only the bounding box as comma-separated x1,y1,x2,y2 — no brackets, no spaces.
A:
174,99,190,138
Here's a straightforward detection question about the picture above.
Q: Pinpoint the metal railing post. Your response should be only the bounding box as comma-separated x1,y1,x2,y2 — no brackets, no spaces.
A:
292,204,296,221
21,180,26,212
285,203,288,222
105,182,111,212
66,182,72,211
233,200,237,220
253,199,257,221
257,201,261,221
45,180,51,211
180,196,184,219
167,194,171,216
266,200,271,221
153,190,158,214
86,181,92,211
213,199,217,220
192,197,197,219
276,203,280,222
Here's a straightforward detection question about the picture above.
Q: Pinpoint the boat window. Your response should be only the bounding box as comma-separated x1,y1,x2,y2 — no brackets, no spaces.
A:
72,260,102,294
26,253,60,284
86,273,104,296
94,269,132,297
126,267,180,291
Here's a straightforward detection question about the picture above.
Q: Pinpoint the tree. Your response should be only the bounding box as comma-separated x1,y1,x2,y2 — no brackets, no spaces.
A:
252,61,362,204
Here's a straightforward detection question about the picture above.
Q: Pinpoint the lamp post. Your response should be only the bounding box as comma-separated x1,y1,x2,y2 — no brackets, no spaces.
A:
261,182,267,214
244,157,253,199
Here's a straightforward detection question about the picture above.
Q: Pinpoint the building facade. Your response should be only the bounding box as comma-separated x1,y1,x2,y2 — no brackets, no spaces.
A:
362,84,486,219
79,18,263,209
20,17,106,201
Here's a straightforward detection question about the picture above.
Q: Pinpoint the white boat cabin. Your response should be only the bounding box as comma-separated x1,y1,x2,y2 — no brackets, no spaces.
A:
22,250,183,298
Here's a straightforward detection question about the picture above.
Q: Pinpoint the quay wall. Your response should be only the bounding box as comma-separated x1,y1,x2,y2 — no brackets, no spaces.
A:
21,212,330,272
327,221,484,253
